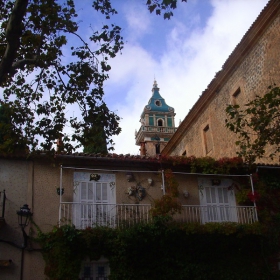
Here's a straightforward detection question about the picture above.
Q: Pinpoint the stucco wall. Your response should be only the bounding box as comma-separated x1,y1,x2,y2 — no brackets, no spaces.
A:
169,10,280,163
0,159,31,280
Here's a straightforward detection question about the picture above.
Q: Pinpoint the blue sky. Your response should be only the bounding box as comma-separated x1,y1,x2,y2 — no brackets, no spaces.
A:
86,0,269,155
2,0,269,154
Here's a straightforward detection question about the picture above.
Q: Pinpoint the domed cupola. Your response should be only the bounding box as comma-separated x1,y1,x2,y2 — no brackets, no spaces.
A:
142,80,174,115
135,80,177,156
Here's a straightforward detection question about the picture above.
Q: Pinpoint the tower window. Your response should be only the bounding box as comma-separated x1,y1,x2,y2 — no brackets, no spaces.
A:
157,119,163,126
155,100,161,106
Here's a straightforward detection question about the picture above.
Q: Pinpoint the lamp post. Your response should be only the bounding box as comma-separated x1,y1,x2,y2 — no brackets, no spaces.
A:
17,204,33,280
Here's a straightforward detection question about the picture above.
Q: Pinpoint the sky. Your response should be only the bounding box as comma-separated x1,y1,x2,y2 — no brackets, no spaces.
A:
85,0,269,155
1,0,270,154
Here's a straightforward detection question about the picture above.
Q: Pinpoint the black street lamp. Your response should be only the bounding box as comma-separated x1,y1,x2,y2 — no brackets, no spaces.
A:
17,204,33,231
16,204,33,280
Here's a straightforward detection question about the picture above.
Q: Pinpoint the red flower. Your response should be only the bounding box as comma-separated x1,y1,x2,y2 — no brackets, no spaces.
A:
247,191,260,202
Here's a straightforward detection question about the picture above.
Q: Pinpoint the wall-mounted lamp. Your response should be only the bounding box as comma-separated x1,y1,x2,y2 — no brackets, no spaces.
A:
126,172,134,182
17,204,33,232
147,178,153,186
17,204,33,280
183,190,189,198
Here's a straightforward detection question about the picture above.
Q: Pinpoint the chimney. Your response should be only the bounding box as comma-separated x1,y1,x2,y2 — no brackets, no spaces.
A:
56,134,63,153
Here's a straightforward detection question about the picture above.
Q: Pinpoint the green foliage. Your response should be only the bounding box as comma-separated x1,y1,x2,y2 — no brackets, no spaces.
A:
160,155,244,174
83,121,108,154
225,85,280,163
0,104,27,155
0,0,124,154
38,225,83,280
150,169,181,217
36,221,280,280
190,156,244,174
233,171,280,226
253,172,280,224
0,0,188,155
146,0,187,19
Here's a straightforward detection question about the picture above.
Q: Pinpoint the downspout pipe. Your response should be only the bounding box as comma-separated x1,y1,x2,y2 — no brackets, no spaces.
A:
249,174,258,222
161,169,166,195
59,165,63,227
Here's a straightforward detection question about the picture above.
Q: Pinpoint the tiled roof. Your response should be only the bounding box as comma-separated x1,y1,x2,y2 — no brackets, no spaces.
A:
55,152,280,168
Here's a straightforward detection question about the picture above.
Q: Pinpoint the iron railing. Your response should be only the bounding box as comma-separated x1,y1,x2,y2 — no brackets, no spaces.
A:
59,203,258,229
176,205,258,224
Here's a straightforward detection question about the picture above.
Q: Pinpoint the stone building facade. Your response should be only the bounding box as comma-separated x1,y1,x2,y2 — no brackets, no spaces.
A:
162,0,280,163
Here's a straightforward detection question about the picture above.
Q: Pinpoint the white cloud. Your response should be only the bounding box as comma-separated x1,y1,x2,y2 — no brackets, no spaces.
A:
108,0,269,155
122,1,152,42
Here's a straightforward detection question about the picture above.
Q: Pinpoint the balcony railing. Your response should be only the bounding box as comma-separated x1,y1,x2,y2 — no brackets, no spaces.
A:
135,125,177,142
59,203,258,229
177,205,258,224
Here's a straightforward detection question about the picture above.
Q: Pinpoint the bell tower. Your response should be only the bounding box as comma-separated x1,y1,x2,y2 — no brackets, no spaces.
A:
135,80,177,156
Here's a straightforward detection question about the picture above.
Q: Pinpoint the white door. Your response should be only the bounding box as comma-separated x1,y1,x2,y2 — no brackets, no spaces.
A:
73,173,115,229
198,178,237,223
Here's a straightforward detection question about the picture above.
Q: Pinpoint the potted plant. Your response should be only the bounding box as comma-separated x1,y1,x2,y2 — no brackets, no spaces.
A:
90,173,101,181
56,187,64,195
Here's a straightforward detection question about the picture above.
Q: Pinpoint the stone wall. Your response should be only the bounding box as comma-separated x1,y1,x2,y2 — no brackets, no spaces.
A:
168,9,280,163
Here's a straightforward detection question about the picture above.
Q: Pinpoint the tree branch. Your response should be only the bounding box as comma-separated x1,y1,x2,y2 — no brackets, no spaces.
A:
0,0,29,85
11,58,40,70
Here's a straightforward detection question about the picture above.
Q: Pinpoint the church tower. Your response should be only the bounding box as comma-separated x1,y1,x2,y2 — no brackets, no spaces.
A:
135,80,177,156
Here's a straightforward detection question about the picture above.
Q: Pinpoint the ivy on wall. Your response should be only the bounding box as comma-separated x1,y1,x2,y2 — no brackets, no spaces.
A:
36,219,280,280
159,156,244,174
150,169,181,217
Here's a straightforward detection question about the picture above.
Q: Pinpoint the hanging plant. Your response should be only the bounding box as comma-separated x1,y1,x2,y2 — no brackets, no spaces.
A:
90,173,101,181
198,185,204,196
56,188,64,195
150,169,181,217
127,186,136,196
136,185,146,201
212,179,221,186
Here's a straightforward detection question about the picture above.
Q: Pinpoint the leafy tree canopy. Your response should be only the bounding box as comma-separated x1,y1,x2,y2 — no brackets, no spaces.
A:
0,0,186,155
225,85,280,164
